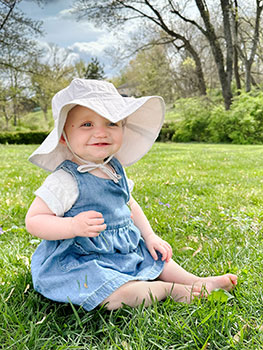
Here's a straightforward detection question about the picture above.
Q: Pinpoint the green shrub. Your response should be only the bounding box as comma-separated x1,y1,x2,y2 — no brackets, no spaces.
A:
172,114,210,142
0,131,49,144
227,91,263,144
208,91,263,144
171,97,212,142
206,105,232,143
157,122,177,141
166,91,263,145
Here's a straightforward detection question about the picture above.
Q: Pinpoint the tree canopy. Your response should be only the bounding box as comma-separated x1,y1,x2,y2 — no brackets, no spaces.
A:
73,0,263,109
1,0,263,130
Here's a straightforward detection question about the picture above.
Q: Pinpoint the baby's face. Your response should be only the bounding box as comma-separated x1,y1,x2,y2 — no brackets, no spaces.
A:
63,105,123,164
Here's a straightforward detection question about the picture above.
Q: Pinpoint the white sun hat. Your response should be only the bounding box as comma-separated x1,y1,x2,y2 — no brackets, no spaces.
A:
29,78,165,172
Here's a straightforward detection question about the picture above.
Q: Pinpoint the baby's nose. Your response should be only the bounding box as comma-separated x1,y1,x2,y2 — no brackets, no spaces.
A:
94,125,107,137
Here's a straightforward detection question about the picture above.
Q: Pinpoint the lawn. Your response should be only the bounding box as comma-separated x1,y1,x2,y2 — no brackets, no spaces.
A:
1,143,263,349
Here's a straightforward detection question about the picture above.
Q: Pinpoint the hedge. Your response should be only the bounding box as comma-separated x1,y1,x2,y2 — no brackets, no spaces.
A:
0,131,49,144
0,126,177,145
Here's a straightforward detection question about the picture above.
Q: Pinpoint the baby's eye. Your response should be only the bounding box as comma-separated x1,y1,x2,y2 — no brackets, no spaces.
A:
108,122,119,127
82,122,92,127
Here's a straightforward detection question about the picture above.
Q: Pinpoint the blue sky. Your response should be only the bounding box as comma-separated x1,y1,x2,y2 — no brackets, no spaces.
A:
17,0,125,77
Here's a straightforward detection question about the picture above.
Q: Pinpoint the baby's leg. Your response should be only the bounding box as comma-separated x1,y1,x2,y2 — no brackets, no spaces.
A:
159,259,237,292
101,280,202,310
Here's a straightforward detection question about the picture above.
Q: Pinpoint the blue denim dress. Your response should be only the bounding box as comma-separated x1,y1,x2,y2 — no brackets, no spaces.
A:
31,158,164,311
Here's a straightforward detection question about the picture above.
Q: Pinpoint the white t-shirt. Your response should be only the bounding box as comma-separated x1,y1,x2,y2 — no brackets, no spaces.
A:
35,169,134,217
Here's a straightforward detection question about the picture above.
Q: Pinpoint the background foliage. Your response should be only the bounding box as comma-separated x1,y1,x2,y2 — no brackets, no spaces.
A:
1,1,263,134
158,90,263,144
2,89,263,145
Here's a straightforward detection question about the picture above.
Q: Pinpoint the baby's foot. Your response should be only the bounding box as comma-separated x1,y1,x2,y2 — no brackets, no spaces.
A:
169,283,205,303
168,274,237,304
194,273,237,293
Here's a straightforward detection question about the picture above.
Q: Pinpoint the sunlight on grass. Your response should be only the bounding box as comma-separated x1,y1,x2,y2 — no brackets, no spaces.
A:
1,143,263,349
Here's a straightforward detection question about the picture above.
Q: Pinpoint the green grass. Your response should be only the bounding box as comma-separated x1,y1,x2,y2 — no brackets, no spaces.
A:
1,143,263,349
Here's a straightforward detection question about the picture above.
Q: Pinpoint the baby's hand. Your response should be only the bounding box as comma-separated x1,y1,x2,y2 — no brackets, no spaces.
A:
70,211,107,237
145,233,172,262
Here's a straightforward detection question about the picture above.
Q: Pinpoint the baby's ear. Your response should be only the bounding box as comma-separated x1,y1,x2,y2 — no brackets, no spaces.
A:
59,134,66,145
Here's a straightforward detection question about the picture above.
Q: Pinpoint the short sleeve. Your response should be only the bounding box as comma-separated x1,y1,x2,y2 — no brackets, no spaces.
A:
34,169,78,216
122,168,134,193
127,178,134,193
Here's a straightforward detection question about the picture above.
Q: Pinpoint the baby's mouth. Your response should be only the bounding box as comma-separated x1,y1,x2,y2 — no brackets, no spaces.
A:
90,142,110,146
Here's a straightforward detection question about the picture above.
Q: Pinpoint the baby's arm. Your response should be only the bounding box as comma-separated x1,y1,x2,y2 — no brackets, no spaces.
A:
129,195,172,262
25,196,106,240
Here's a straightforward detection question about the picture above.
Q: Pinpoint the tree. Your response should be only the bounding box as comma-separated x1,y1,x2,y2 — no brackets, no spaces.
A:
0,42,33,127
232,0,263,92
0,69,31,129
73,0,207,97
74,59,87,78
0,0,17,31
30,44,75,122
0,1,75,129
167,0,234,109
0,0,44,72
74,57,105,80
0,0,47,128
0,0,46,31
231,0,242,91
119,45,175,102
0,83,13,130
84,57,105,80
73,0,263,110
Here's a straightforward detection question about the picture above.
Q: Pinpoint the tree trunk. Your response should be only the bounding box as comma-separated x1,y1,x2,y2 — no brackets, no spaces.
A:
233,45,241,91
186,44,207,95
2,106,9,130
196,64,207,96
221,77,233,110
237,0,263,92
231,0,241,91
43,107,48,121
251,74,258,88
195,0,233,109
12,100,17,126
39,101,49,121
244,62,252,92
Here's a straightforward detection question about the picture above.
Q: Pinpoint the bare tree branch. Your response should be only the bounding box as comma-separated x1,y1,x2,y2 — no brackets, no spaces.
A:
0,0,17,31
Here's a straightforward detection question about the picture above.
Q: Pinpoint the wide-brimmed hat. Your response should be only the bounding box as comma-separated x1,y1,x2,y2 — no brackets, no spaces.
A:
29,78,165,171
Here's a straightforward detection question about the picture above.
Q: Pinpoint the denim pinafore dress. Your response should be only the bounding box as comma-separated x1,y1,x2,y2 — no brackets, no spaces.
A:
31,158,164,311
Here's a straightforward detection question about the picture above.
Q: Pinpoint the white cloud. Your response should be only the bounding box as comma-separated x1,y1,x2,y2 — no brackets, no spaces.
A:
58,8,74,20
70,33,116,56
35,40,80,65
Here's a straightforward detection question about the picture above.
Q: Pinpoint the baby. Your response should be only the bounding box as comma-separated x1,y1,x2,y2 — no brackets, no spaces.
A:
26,79,237,310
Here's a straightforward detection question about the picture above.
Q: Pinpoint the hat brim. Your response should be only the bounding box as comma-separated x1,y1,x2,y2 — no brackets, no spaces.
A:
29,95,165,171
116,97,164,166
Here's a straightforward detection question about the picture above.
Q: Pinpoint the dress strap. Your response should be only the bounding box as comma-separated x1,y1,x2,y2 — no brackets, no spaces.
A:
77,155,122,183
